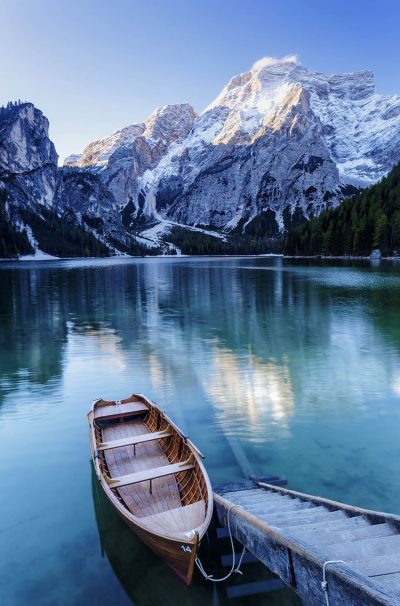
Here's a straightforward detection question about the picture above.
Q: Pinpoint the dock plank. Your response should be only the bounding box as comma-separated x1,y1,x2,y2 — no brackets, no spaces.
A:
373,572,400,593
352,555,400,577
214,483,400,605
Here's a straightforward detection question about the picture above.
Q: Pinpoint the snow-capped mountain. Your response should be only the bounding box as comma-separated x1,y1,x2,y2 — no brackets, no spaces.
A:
64,56,400,237
64,103,197,229
2,56,400,258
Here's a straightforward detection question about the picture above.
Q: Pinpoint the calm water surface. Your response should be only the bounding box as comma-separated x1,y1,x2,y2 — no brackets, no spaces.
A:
1,256,400,605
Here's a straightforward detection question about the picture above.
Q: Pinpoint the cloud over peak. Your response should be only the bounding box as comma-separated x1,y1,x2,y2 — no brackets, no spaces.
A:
252,55,299,71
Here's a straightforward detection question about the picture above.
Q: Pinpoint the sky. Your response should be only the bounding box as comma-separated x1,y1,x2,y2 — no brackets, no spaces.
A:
2,0,400,163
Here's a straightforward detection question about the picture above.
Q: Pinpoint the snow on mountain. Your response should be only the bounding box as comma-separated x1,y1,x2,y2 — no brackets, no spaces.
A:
63,56,400,236
66,123,146,169
0,102,147,257
3,57,400,258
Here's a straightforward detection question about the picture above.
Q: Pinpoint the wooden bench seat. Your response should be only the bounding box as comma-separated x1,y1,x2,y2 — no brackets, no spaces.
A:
94,401,148,421
98,429,172,451
106,461,194,490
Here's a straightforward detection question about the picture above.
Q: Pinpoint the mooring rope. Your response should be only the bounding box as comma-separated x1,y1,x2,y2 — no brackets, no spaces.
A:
195,504,246,583
321,560,346,606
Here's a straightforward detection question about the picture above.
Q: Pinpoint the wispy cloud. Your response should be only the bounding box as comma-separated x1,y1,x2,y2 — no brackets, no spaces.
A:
252,55,299,71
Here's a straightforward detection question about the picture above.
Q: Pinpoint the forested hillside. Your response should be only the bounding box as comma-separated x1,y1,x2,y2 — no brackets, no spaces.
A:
166,227,282,255
284,164,400,256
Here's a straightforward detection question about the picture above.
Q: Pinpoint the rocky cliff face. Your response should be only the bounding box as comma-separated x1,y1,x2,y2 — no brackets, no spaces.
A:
0,103,132,257
0,102,59,213
65,103,197,229
64,57,400,238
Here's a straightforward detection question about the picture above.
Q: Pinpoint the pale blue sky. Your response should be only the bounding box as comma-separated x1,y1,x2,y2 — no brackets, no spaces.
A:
2,0,399,162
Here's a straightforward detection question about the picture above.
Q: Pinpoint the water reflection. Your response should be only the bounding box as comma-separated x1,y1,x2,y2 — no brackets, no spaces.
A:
0,269,67,393
205,348,295,442
1,257,400,605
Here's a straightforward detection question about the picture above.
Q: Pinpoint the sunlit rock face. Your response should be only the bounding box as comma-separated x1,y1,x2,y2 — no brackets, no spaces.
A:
0,102,59,211
64,56,400,235
65,104,197,228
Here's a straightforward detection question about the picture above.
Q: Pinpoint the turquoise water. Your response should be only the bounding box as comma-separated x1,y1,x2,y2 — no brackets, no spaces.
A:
1,256,400,605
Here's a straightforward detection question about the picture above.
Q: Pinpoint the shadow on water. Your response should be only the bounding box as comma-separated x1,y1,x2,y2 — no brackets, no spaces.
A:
91,466,301,605
91,464,210,605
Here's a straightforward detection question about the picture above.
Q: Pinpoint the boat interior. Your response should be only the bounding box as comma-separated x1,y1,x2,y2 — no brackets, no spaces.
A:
93,396,210,537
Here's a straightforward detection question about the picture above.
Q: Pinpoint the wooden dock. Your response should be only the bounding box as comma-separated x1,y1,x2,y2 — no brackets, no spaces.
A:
213,481,400,605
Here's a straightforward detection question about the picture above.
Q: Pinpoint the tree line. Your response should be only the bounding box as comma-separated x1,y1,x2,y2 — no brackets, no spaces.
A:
167,226,282,255
284,164,400,256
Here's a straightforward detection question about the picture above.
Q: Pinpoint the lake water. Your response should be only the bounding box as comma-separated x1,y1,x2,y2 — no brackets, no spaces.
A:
1,256,400,605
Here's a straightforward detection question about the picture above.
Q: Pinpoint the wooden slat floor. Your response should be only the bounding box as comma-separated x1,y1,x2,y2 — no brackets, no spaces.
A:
140,501,206,535
103,419,181,518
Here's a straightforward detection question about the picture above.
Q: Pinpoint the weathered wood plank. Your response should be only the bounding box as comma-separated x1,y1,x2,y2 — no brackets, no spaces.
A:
373,573,400,593
282,516,369,537
290,523,395,546
239,501,315,516
352,555,400,577
223,488,294,503
214,492,400,605
326,534,400,561
257,482,400,531
261,508,347,528
213,474,287,495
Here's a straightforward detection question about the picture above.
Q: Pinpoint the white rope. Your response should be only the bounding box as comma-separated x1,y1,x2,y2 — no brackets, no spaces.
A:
321,560,346,606
195,504,246,583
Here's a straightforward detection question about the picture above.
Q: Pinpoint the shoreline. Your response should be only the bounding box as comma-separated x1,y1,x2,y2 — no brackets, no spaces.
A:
284,254,400,261
1,253,400,263
0,253,284,262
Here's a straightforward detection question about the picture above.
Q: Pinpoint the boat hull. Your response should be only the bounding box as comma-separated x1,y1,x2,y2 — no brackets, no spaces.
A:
88,393,213,586
122,509,199,585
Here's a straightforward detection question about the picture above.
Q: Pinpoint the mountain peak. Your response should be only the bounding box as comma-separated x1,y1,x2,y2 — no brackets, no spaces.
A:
143,103,197,141
60,57,400,241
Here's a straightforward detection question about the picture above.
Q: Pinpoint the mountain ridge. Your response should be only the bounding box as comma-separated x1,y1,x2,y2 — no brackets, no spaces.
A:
64,56,400,243
1,56,400,258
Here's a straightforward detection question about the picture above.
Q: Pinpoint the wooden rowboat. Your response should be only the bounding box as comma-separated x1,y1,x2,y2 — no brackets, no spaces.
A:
87,393,213,585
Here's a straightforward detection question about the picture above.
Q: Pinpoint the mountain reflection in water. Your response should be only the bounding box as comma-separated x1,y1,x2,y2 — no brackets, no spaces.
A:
1,256,400,605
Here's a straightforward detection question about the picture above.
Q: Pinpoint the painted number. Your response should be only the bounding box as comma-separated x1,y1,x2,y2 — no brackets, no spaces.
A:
180,545,192,553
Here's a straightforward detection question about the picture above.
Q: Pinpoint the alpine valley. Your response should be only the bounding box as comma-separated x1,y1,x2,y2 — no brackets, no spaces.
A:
1,56,400,258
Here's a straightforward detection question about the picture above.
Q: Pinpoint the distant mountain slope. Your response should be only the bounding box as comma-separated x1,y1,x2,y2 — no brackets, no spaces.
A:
65,56,400,236
2,56,400,258
0,103,155,257
284,164,400,256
